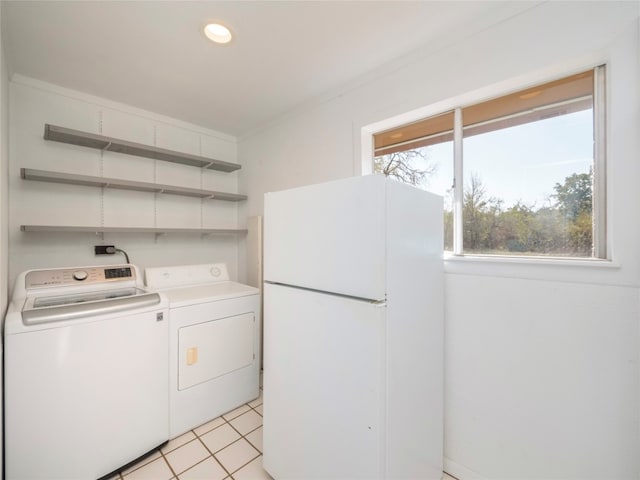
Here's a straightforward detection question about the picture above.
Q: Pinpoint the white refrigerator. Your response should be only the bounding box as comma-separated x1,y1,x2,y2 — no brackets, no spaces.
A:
262,175,443,479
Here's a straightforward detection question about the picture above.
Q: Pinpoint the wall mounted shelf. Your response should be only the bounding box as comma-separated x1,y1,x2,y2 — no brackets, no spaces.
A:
44,124,241,172
20,225,247,235
29,123,247,236
21,168,247,202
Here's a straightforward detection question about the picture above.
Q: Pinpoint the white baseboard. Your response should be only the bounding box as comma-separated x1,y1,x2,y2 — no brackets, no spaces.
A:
444,457,489,480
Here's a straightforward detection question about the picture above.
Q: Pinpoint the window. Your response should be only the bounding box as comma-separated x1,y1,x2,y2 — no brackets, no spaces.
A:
372,66,606,259
374,111,455,249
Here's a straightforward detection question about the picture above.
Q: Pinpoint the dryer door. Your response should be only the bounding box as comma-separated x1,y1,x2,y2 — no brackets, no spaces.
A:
178,312,255,390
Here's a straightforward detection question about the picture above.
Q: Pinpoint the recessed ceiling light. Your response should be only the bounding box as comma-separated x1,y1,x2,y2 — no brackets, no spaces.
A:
204,23,232,44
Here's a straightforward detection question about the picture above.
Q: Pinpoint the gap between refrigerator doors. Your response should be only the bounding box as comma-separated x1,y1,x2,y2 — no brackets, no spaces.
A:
264,281,387,306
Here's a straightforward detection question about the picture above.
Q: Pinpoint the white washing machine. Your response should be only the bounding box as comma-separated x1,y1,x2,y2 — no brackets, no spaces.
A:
4,264,169,480
145,263,261,438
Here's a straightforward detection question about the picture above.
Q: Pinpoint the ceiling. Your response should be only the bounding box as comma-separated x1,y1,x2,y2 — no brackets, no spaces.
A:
2,1,538,137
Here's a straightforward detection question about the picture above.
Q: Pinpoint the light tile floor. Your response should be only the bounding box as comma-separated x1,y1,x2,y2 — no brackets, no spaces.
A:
111,375,457,480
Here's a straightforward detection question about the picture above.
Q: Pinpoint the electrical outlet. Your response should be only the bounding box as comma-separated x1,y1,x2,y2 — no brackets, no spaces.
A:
95,245,116,255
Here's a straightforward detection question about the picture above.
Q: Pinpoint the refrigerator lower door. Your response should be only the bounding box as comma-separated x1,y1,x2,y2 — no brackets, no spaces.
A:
263,282,386,479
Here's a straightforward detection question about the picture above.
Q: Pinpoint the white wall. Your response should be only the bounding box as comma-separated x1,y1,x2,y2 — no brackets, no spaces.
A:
239,2,640,479
0,0,8,317
0,4,9,477
8,77,244,291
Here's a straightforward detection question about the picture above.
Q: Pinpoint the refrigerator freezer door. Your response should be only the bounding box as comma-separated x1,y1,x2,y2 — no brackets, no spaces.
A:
264,175,386,300
263,283,386,479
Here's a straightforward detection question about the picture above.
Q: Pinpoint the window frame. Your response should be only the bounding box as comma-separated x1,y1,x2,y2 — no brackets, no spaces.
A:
365,64,608,261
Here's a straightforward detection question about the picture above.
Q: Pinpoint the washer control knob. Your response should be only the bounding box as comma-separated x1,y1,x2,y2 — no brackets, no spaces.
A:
210,266,221,277
73,270,88,281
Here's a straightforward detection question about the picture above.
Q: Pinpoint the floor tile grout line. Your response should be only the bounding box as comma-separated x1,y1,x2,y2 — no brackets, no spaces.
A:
204,414,237,435
238,421,263,453
211,434,261,469
229,412,262,437
249,405,263,417
158,448,179,479
121,395,264,479
195,426,235,479
221,403,254,422
162,431,198,456
247,398,263,413
220,406,264,457
226,451,262,480
243,437,262,454
219,415,263,476
217,445,261,480
216,437,259,478
119,449,164,478
228,408,263,435
243,423,262,437
119,448,175,480
192,420,225,440
185,437,231,480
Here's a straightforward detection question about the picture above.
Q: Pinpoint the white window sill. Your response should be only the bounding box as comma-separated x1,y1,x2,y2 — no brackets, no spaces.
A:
443,252,620,269
442,252,628,286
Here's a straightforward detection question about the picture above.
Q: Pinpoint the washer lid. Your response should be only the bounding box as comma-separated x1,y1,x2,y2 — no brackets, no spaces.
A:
22,289,162,325
30,287,145,308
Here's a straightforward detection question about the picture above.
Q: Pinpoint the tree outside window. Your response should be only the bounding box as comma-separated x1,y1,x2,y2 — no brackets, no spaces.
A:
373,67,604,259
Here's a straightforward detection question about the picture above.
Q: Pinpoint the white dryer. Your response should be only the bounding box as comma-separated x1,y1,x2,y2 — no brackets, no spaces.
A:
145,263,261,438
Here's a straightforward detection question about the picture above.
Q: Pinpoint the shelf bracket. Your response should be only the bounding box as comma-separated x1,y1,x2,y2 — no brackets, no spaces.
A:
202,161,214,169
102,141,112,151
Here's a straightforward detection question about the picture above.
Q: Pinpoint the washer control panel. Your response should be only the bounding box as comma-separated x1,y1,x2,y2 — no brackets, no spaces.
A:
26,265,135,288
72,271,88,281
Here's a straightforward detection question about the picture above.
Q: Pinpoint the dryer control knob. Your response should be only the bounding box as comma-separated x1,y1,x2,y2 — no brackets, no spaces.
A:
73,270,88,281
210,266,221,277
